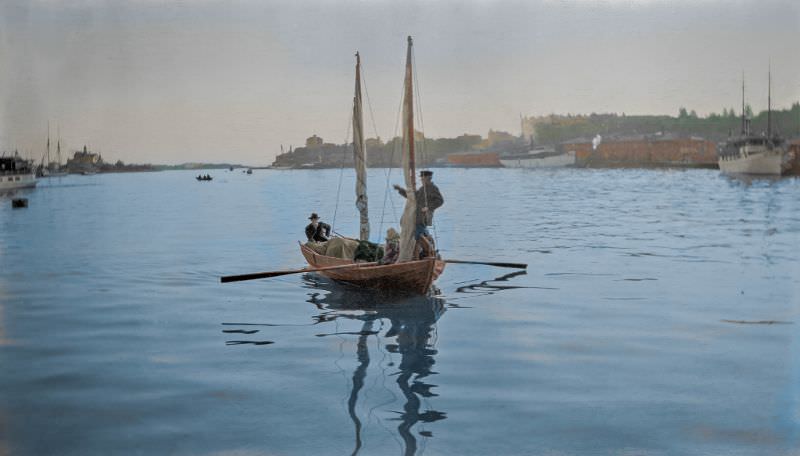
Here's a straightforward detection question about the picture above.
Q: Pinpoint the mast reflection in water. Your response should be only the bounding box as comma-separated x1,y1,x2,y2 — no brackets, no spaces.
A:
305,275,447,456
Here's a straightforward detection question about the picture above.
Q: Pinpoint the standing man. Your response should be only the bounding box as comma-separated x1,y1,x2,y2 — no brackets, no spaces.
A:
393,170,444,245
305,213,331,243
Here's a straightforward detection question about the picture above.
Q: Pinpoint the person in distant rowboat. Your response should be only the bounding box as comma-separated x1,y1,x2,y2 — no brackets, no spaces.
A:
393,170,443,239
305,213,331,243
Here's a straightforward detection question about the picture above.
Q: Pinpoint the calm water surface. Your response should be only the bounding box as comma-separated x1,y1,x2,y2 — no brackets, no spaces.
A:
1,168,799,455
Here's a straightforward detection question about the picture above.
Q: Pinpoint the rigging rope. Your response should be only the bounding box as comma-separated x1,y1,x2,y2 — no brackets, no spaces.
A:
328,47,440,261
331,113,353,233
360,66,382,153
363,66,399,244
377,64,408,246
363,59,404,264
412,46,439,250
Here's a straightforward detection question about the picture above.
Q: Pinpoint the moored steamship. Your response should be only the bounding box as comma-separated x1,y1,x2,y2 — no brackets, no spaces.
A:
0,153,37,191
718,71,792,175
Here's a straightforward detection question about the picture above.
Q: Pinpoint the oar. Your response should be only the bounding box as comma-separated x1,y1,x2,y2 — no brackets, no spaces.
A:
221,261,379,283
444,259,527,269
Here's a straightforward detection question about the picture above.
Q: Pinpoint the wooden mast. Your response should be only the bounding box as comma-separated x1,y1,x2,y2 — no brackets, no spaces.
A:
741,72,746,135
46,122,51,168
398,36,418,262
56,125,62,169
767,63,772,139
353,51,369,241
405,37,417,193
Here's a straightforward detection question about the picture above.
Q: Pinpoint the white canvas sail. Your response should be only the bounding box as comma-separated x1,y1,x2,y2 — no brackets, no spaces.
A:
353,52,369,241
398,36,418,262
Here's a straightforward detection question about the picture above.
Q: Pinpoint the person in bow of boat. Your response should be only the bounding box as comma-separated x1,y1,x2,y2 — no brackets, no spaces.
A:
393,170,443,257
379,228,401,265
305,212,331,243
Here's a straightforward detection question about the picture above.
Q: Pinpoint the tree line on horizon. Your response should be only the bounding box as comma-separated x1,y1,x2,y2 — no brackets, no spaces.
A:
533,103,800,145
273,103,800,167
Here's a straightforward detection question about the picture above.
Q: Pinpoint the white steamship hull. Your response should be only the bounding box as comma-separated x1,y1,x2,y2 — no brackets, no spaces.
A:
0,173,37,190
718,148,786,175
500,151,575,169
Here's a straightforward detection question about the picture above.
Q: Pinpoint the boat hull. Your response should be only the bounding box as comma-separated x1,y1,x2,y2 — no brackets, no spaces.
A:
500,151,575,168
300,243,445,295
718,149,785,175
718,138,792,176
0,173,37,190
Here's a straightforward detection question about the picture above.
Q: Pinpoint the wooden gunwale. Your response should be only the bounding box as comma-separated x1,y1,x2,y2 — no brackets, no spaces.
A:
299,243,444,295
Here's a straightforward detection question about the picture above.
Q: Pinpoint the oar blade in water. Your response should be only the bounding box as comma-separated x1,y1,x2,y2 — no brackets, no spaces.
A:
444,259,527,269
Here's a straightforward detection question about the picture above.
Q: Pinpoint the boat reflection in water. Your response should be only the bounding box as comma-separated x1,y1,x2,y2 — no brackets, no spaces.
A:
303,274,447,456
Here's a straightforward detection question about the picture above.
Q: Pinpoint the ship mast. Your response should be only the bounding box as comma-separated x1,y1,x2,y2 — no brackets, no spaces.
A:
46,122,51,167
767,63,772,139
741,72,746,135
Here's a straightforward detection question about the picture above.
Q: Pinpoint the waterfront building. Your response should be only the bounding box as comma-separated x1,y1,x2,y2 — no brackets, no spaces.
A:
66,146,103,174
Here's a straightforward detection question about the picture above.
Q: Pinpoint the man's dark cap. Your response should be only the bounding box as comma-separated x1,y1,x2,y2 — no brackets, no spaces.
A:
309,212,320,220
420,170,433,177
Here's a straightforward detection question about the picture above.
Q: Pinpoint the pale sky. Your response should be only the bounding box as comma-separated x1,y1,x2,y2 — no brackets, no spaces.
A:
1,0,798,165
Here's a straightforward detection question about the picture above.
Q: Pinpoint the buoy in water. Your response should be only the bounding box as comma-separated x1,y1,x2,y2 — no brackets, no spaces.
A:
12,198,28,208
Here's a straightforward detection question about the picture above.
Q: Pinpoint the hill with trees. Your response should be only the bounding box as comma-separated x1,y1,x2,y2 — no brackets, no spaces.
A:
533,104,800,145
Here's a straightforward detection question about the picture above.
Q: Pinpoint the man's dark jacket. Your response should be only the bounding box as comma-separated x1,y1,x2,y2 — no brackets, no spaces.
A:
305,222,331,242
396,182,444,226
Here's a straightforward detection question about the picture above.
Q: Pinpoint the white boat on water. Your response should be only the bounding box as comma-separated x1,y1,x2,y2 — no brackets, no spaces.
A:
718,70,792,175
499,147,575,168
718,136,790,175
36,128,68,178
1,154,37,191
45,136,68,177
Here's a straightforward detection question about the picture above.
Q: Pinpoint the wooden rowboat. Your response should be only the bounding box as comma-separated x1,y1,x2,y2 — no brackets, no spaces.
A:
300,243,445,295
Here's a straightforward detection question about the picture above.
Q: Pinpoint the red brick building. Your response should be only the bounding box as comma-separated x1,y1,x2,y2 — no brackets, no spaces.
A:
561,136,718,168
446,152,501,167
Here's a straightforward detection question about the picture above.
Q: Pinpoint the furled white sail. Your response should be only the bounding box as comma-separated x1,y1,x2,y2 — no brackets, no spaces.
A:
353,52,369,241
397,36,418,262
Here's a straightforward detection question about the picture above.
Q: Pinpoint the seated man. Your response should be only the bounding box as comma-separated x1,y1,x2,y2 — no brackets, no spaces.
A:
305,213,331,243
